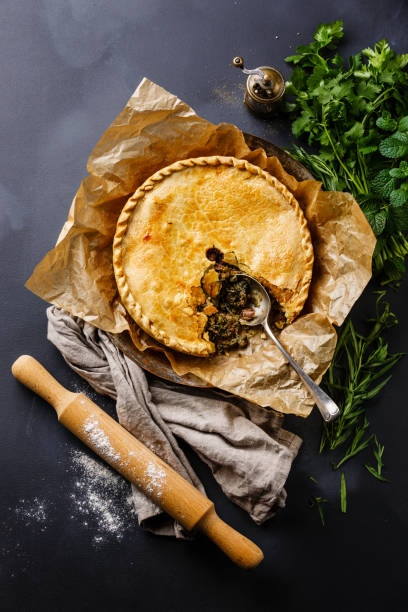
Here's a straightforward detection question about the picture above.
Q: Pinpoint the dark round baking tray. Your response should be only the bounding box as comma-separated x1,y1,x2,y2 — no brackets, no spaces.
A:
111,133,313,386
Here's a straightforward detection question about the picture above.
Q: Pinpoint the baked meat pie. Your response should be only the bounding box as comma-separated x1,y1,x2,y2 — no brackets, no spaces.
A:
113,156,314,356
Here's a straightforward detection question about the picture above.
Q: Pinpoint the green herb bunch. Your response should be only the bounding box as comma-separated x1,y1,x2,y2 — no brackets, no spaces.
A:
285,21,408,283
283,22,406,521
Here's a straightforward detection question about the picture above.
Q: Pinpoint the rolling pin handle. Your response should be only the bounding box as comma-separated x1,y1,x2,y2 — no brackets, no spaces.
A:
197,506,264,569
11,355,75,416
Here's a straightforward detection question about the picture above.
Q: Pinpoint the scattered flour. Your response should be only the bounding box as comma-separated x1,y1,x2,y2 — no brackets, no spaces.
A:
10,420,172,548
15,497,49,532
69,449,135,544
10,448,137,547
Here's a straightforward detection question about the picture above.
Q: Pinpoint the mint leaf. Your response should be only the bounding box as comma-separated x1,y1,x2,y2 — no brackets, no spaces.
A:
379,132,408,158
371,169,398,197
365,207,387,236
390,188,408,207
383,256,406,281
389,161,408,178
376,112,397,132
399,116,408,132
390,205,408,231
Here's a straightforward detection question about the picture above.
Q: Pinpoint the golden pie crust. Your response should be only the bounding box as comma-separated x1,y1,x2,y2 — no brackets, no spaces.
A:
113,156,314,356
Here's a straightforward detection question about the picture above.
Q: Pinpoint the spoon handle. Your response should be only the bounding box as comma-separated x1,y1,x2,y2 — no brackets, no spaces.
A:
263,321,340,422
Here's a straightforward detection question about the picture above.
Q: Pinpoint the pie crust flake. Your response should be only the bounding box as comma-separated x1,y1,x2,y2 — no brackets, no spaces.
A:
113,156,314,356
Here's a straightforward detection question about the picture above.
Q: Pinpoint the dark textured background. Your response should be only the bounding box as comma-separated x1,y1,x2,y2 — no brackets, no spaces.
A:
1,1,407,610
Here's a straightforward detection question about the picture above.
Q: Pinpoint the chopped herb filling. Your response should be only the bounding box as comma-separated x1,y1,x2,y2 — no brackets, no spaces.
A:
199,249,286,353
200,256,257,353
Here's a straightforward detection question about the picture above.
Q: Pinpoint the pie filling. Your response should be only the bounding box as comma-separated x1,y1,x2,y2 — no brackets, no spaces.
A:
195,248,285,354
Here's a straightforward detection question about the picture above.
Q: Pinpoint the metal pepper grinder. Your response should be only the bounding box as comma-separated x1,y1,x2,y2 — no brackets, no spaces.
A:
232,56,286,116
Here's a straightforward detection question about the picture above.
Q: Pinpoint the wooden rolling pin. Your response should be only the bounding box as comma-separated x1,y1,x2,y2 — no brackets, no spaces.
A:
12,355,263,569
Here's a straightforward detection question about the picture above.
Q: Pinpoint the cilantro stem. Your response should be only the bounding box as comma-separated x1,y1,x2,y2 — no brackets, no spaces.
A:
322,123,365,193
357,148,369,193
361,87,395,127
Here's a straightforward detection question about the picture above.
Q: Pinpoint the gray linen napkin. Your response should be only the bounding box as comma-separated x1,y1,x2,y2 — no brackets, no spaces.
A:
47,306,302,538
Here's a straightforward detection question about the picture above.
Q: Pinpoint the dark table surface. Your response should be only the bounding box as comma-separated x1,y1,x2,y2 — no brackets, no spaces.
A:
1,1,408,611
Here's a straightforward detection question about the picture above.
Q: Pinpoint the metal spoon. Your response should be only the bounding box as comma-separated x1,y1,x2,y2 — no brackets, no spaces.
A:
237,273,340,422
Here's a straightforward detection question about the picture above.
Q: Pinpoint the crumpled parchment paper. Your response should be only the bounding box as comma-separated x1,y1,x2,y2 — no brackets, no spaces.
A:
26,78,376,417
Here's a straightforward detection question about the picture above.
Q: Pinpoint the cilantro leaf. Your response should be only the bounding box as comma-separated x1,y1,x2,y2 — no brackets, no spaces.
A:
288,66,307,92
363,40,394,71
314,20,344,48
305,65,329,90
357,81,381,100
354,68,371,79
292,110,313,137
395,53,408,69
344,121,364,142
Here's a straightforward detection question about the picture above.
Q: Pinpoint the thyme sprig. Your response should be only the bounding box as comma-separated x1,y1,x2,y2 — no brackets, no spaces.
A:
321,292,403,465
308,496,328,526
364,436,389,481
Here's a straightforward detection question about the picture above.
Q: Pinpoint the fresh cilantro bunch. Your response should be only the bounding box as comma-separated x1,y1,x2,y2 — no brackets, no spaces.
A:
285,21,408,284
